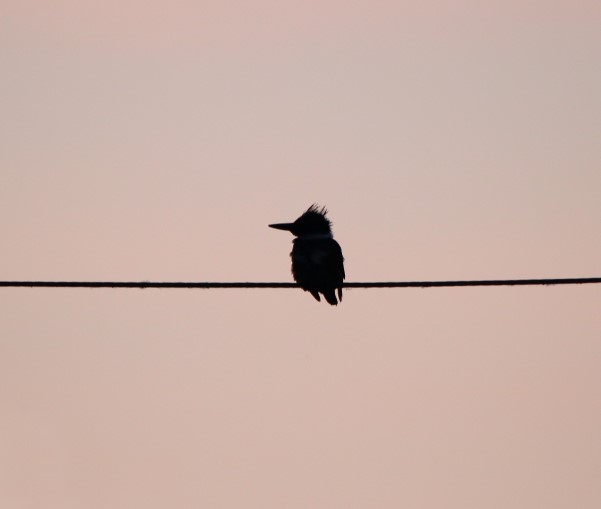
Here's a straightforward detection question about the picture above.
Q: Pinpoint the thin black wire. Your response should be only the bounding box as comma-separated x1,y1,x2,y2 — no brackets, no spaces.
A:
0,277,600,289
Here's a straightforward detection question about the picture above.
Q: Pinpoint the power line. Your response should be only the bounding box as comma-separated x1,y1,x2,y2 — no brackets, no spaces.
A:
0,277,600,289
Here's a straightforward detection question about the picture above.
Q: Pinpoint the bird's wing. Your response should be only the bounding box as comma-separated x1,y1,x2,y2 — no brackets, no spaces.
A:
328,239,345,282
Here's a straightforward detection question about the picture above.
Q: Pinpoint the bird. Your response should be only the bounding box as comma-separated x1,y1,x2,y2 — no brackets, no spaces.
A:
269,204,345,305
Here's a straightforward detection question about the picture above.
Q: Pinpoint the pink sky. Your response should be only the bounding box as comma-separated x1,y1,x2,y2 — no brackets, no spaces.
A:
1,1,601,507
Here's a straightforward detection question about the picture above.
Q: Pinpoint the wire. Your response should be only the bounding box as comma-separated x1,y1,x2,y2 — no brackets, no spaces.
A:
0,277,600,289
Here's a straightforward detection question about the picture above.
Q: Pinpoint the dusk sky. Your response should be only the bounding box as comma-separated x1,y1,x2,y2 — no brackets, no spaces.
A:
2,1,601,507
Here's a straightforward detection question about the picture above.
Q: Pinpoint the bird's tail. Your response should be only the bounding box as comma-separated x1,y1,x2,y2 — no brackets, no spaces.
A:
322,289,339,306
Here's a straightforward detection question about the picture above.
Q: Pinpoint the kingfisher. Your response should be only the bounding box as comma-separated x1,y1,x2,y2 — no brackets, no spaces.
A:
269,204,345,305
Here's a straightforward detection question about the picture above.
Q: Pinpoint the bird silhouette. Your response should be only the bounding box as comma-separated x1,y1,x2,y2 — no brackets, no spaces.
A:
269,205,345,305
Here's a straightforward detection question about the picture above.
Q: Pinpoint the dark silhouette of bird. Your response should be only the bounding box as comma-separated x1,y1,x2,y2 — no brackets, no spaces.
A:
269,204,345,305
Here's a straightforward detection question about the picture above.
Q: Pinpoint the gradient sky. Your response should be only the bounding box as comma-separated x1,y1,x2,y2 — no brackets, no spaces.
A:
2,1,601,508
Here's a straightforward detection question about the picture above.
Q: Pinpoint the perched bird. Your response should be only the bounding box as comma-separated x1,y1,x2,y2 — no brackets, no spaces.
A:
269,205,345,305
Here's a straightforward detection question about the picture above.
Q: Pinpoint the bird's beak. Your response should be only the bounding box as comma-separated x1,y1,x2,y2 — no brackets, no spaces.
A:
268,222,294,231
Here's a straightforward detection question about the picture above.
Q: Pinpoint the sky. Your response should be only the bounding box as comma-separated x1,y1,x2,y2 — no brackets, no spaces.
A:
1,1,601,507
